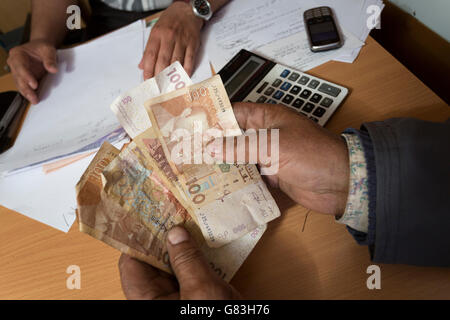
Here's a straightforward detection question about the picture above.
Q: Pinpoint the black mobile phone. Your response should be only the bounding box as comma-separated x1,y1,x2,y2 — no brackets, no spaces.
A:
304,6,343,52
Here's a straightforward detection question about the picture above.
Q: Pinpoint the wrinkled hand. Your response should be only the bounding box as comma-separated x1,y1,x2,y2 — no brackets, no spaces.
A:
139,2,204,80
216,103,350,216
7,39,58,104
119,226,241,300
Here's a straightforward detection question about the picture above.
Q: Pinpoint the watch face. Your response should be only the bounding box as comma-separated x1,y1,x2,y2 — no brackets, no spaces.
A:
194,0,210,16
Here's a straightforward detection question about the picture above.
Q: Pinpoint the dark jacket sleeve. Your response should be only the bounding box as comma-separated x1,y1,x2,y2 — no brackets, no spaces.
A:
361,118,450,267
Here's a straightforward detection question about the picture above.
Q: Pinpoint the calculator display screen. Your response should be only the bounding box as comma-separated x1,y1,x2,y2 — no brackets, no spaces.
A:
225,58,264,96
309,21,339,43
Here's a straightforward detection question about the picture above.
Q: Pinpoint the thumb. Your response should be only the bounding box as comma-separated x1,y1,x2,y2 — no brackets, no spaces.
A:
209,129,279,176
39,45,58,73
166,227,220,290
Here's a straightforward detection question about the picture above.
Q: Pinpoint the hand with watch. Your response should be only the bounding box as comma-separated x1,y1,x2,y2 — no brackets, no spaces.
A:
139,0,228,79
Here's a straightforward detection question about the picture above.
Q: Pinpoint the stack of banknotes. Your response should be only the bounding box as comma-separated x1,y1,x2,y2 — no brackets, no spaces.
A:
75,62,280,282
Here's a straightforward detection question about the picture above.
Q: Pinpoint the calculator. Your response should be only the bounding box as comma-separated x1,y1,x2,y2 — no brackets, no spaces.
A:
218,49,349,126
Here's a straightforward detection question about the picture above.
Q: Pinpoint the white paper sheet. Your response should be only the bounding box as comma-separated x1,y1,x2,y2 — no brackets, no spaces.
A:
0,21,144,175
191,44,213,83
0,154,92,232
256,26,364,71
204,0,383,71
204,0,318,71
0,139,127,232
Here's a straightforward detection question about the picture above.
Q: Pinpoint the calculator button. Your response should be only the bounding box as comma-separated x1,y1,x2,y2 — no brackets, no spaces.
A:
288,72,300,81
300,89,312,99
257,82,269,94
302,103,315,113
280,82,292,91
320,97,333,108
264,87,275,96
298,76,310,85
282,94,294,105
290,85,302,95
292,98,305,109
313,107,326,118
272,79,282,87
310,93,322,103
318,83,341,97
256,96,267,103
309,117,319,123
267,99,278,104
280,69,290,78
308,80,320,89
273,90,284,100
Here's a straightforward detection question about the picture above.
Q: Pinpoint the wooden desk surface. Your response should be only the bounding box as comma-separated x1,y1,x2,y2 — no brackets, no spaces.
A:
0,36,449,300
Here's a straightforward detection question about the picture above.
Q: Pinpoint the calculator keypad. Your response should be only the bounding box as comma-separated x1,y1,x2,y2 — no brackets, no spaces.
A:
280,82,292,91
300,89,312,99
288,73,300,81
245,64,348,126
302,103,315,113
256,96,267,103
272,79,282,87
257,82,269,94
280,69,290,78
264,87,275,96
310,93,322,103
293,98,305,109
290,85,302,95
298,76,309,85
273,91,284,100
282,95,294,104
308,80,320,89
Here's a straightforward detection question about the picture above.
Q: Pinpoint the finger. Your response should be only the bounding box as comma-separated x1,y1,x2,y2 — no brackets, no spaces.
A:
211,103,291,173
214,102,284,164
170,42,186,66
139,38,160,80
183,44,196,77
118,253,178,300
166,227,220,291
15,77,38,104
154,39,175,76
7,52,39,90
232,102,292,130
39,46,58,74
13,64,39,91
210,130,278,170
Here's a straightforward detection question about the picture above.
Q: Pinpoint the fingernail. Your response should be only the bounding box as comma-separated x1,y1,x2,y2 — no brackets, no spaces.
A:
168,227,190,245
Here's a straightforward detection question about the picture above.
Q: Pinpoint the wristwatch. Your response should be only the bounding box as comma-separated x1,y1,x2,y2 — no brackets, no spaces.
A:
190,0,213,21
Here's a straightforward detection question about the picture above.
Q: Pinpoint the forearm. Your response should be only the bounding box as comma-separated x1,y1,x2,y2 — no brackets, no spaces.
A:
30,0,78,46
210,0,230,13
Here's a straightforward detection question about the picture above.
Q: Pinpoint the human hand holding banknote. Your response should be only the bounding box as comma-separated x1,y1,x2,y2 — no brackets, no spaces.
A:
119,226,241,300
216,102,350,216
76,62,274,296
